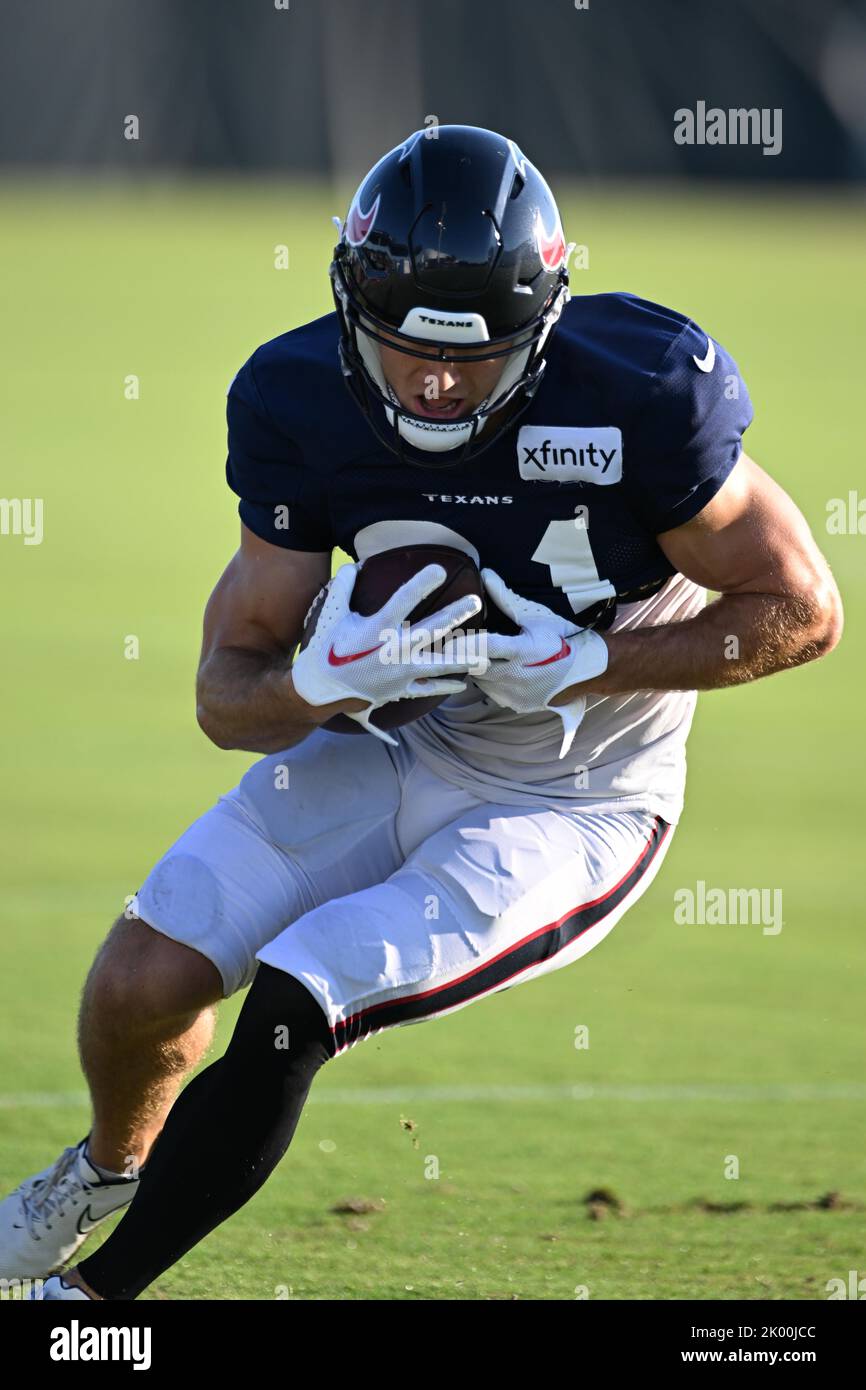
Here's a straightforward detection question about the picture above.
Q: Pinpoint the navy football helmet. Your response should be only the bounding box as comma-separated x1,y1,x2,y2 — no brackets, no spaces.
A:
330,125,571,468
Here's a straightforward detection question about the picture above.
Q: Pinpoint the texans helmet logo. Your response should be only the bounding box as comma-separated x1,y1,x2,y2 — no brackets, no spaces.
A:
345,192,381,247
535,209,567,272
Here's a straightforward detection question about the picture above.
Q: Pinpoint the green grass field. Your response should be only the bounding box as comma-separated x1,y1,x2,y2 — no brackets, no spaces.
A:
1,178,864,1299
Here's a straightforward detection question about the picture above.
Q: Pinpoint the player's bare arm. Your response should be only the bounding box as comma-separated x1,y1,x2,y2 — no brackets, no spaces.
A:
553,452,843,702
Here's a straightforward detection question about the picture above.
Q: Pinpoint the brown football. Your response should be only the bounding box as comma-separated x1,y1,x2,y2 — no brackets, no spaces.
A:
299,545,486,734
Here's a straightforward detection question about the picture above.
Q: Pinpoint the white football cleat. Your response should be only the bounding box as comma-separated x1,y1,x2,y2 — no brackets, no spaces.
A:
0,1137,138,1279
28,1274,95,1300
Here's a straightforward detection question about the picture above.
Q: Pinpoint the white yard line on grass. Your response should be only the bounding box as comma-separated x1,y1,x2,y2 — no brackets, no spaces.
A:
1,1082,865,1109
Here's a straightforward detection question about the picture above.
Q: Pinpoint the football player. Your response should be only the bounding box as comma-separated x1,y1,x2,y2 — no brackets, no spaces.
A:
3,126,841,1297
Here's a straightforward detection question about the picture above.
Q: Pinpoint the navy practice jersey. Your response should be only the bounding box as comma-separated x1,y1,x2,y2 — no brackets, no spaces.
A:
225,293,753,821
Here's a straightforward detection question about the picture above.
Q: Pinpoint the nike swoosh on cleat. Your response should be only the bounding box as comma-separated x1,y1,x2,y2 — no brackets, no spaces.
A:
327,642,384,666
524,637,571,667
76,1204,117,1235
692,338,715,373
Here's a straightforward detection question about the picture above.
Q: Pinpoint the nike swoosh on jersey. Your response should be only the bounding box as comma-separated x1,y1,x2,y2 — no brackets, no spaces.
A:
327,641,385,666
524,637,572,667
692,338,716,372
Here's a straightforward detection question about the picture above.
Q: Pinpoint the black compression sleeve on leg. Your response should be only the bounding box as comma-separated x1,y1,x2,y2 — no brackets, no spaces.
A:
78,964,334,1300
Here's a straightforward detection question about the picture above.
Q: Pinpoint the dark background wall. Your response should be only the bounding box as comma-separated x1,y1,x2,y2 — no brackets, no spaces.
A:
1,0,865,183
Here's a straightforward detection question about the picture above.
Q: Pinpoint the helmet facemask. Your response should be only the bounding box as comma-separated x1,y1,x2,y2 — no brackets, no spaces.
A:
331,252,569,469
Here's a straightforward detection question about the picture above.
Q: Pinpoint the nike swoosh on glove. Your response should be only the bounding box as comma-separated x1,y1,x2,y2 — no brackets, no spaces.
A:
291,561,483,746
473,567,609,758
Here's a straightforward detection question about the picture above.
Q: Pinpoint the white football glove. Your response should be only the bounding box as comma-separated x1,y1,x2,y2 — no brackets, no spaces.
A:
291,561,483,746
473,568,609,758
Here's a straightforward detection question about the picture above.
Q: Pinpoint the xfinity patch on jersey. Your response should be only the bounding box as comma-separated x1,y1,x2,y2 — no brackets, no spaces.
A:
517,426,623,484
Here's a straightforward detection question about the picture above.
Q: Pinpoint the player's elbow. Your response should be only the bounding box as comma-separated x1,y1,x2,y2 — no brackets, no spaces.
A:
801,574,844,662
196,700,234,750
